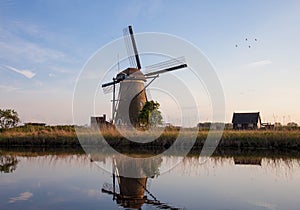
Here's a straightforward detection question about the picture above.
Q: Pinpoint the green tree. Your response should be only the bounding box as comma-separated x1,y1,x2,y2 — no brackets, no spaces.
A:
138,100,162,128
0,109,20,129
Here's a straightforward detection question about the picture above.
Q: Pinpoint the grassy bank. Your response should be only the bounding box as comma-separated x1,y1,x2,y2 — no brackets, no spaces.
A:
0,125,79,146
218,130,300,149
1,125,300,150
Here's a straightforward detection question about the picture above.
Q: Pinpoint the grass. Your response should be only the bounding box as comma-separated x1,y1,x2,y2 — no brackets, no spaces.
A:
1,125,300,150
218,130,300,149
0,125,79,146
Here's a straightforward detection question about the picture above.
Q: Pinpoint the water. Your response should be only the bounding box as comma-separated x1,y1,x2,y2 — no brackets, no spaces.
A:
1,148,300,210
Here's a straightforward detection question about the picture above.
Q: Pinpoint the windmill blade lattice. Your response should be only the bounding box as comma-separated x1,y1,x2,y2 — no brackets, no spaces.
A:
123,27,137,68
102,85,114,94
144,57,187,76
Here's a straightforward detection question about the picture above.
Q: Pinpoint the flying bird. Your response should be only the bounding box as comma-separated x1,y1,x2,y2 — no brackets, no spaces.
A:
235,36,259,48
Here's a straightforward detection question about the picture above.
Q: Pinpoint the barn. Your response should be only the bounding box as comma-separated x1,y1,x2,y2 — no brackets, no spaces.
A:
232,112,261,130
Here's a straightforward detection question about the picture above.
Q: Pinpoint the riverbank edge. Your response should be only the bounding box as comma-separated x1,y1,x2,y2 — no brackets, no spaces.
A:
1,146,300,160
1,130,300,150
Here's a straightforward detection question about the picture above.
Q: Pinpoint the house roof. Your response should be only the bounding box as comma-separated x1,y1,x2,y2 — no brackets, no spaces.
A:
232,112,261,124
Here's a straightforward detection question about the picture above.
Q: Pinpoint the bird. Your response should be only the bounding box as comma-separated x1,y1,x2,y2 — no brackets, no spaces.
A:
254,38,258,41
245,38,248,41
248,45,251,48
235,44,238,48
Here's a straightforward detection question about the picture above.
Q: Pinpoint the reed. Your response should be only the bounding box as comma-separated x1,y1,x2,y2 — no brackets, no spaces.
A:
1,125,300,149
0,125,78,146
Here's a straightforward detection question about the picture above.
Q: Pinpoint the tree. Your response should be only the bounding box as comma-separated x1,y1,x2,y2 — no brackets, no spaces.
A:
274,122,282,127
0,156,19,173
138,100,162,128
0,109,20,129
287,122,298,129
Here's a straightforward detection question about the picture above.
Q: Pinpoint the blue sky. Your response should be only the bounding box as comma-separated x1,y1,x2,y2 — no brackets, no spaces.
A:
1,0,300,125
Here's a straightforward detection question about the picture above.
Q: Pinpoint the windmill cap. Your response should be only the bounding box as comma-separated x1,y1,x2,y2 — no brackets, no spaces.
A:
118,68,146,81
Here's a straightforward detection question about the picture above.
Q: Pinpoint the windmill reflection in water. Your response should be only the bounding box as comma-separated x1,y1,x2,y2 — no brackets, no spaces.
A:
101,154,182,210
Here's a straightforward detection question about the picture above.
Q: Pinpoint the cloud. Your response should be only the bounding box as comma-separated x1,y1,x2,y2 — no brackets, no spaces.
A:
71,187,101,198
10,20,41,37
120,0,163,20
250,201,277,210
9,192,33,203
246,60,272,68
83,189,101,198
0,22,67,64
0,84,21,92
0,39,66,63
48,73,55,77
4,65,36,79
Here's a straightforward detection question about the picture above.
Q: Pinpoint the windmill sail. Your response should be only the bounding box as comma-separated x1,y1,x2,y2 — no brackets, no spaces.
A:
102,85,114,94
123,27,136,68
123,26,142,69
102,81,116,88
144,57,187,77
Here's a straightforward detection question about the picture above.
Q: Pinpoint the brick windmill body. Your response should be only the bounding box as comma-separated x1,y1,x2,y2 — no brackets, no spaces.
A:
102,26,187,127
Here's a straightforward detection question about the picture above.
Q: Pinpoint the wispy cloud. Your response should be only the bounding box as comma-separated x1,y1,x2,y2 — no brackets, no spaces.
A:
0,39,66,64
246,60,272,68
250,201,278,210
0,84,21,92
9,192,33,203
4,65,36,79
0,21,68,64
120,0,163,20
10,20,41,37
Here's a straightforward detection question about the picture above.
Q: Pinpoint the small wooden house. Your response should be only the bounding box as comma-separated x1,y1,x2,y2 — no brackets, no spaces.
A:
91,114,111,129
232,112,261,130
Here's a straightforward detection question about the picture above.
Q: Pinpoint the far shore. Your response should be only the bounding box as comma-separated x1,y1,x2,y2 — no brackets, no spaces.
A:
1,125,300,150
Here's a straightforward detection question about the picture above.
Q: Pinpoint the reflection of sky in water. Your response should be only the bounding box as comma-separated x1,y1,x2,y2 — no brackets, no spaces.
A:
0,155,113,210
1,154,300,209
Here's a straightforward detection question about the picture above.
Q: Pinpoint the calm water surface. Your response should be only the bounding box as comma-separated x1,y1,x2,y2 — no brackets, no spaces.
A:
1,149,300,210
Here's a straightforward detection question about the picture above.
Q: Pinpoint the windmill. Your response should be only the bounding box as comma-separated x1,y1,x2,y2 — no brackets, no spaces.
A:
101,26,187,127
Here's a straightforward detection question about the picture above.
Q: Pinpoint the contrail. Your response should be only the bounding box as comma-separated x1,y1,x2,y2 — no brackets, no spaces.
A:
3,65,36,79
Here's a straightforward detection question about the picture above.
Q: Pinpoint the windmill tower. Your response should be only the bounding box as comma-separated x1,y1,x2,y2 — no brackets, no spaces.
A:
102,26,187,127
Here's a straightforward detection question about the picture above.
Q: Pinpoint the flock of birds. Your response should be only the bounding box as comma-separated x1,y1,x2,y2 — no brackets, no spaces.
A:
235,38,258,48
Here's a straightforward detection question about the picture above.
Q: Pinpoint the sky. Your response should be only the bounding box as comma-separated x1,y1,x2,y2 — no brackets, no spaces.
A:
1,0,300,125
